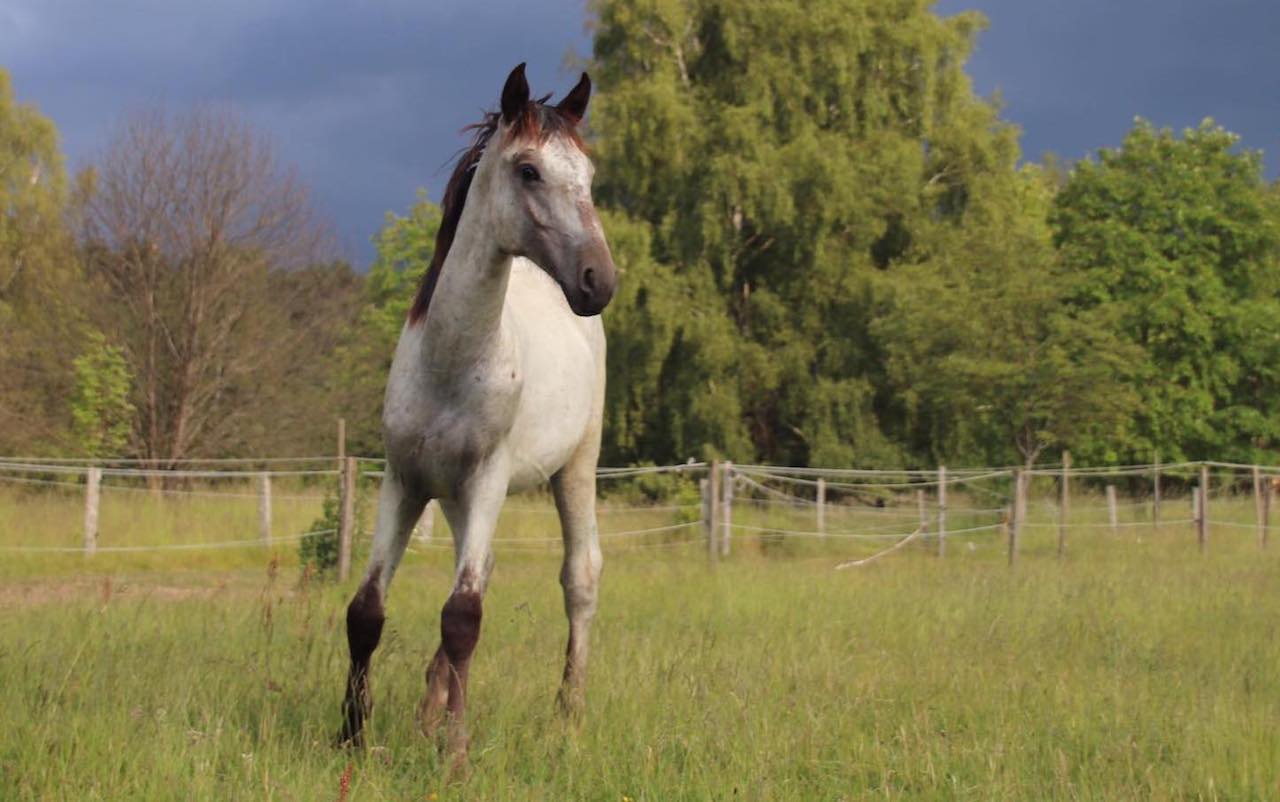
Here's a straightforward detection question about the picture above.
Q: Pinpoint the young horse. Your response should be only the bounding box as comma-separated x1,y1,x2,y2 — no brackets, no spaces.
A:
336,63,617,761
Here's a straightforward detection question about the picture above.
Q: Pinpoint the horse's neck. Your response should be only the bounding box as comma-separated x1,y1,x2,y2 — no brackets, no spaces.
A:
419,201,514,373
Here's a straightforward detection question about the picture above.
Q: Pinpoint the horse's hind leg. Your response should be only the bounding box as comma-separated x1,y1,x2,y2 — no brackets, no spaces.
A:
551,454,603,717
337,469,426,747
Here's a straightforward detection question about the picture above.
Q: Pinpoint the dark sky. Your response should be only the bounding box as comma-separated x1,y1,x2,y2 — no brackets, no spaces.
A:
5,1,1277,266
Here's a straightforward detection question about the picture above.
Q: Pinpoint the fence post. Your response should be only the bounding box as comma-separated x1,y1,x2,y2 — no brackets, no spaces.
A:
415,500,436,542
1152,453,1161,529
1003,504,1015,568
1253,465,1264,548
83,466,101,557
1010,470,1026,567
1106,484,1118,537
258,472,272,544
338,456,356,581
720,461,734,557
937,465,947,558
708,462,721,562
816,477,826,536
1265,476,1273,550
1058,452,1070,558
916,489,928,537
1197,464,1209,554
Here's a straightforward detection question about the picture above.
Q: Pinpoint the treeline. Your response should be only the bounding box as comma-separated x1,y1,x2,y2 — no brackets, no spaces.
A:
3,0,1279,470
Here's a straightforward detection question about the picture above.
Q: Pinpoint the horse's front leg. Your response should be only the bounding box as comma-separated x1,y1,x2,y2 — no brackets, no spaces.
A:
418,465,506,766
337,470,426,747
551,449,603,717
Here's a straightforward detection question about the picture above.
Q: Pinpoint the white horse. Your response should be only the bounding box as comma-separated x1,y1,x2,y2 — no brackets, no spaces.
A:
338,64,618,762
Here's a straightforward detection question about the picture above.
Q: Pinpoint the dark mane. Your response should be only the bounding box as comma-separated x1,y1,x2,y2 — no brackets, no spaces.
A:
407,100,584,325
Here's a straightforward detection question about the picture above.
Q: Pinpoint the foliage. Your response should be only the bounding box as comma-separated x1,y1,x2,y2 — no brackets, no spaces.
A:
298,473,371,578
0,69,80,455
589,0,1029,467
334,192,442,456
69,330,135,458
1052,119,1280,465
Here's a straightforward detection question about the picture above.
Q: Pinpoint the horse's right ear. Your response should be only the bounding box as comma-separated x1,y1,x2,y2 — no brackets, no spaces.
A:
501,63,530,125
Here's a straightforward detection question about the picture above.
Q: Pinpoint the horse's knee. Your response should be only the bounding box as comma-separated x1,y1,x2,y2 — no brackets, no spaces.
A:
560,549,602,613
441,589,482,667
346,569,385,663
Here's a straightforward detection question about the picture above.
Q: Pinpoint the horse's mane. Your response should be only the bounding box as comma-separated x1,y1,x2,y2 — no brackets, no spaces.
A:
407,99,584,325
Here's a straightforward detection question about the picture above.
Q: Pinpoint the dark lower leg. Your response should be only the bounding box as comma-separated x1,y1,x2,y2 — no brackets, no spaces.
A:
440,588,482,755
338,568,384,746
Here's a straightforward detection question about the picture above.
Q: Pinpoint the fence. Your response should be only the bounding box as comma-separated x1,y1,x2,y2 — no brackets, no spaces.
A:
1,451,1276,576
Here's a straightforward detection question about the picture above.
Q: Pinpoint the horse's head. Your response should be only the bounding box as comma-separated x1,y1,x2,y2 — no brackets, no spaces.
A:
483,63,617,317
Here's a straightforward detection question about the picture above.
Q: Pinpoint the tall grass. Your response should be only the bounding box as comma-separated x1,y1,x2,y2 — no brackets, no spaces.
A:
1,489,1278,798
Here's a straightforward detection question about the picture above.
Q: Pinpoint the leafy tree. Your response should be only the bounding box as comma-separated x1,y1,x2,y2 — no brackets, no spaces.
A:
589,0,1025,466
1052,119,1280,464
0,69,79,454
69,331,135,458
334,192,442,456
875,168,1140,468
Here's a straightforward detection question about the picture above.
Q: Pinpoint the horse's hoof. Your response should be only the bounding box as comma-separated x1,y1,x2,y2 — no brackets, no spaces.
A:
335,724,365,749
556,685,585,720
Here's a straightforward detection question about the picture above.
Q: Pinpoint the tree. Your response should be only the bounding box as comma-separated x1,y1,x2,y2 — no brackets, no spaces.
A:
875,167,1140,468
69,331,135,458
1052,119,1280,464
589,0,1026,466
79,107,334,466
0,69,80,455
334,192,442,456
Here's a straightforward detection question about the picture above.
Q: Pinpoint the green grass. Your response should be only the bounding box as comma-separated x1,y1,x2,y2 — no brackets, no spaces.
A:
2,480,1279,799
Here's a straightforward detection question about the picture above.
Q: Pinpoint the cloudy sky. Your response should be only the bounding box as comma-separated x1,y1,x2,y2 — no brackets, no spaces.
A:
4,1,1277,265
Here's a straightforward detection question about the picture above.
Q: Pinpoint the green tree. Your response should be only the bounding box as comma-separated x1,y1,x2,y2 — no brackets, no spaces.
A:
0,69,79,454
335,192,442,456
1052,119,1280,464
589,0,1026,466
69,331,135,458
876,168,1140,468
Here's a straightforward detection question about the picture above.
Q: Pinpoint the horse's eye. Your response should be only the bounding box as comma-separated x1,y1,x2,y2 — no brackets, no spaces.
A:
519,164,541,183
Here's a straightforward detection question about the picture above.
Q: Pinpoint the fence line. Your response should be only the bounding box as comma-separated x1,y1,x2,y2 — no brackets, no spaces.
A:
4,455,1280,565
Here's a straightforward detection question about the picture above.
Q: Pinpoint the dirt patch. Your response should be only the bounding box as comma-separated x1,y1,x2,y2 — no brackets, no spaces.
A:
0,574,274,608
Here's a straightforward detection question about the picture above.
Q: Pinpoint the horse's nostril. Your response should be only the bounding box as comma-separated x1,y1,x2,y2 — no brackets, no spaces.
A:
582,267,596,293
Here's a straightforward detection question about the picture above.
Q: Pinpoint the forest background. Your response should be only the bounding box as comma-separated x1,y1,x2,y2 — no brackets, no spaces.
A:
3,0,1278,472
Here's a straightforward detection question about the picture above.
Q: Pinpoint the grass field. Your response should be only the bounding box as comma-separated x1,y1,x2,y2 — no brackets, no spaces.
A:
2,479,1279,799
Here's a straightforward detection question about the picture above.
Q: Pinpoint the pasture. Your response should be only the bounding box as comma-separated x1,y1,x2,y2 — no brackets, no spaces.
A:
1,469,1278,800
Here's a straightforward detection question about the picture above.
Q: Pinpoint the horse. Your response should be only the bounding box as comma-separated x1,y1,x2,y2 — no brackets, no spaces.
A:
337,63,618,763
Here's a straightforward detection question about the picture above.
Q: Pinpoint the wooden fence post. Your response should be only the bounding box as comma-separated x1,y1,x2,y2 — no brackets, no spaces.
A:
415,500,436,542
936,465,947,558
338,456,356,581
258,472,272,544
1009,470,1025,567
916,489,928,537
816,477,826,536
720,461,734,557
1253,465,1264,548
1152,453,1161,529
1197,464,1209,554
708,462,721,562
83,466,101,557
1264,476,1273,550
1058,452,1070,558
1106,484,1119,537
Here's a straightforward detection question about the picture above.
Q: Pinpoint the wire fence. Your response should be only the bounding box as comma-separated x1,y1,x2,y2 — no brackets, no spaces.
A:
0,456,1276,568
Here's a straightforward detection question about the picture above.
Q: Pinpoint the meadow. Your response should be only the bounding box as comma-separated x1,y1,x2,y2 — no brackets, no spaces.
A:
1,474,1278,800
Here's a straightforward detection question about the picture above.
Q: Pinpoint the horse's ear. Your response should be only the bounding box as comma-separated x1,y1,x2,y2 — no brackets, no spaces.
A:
501,63,530,125
556,72,591,123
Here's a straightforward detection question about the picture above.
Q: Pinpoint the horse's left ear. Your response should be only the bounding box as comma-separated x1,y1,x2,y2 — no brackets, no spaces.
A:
556,72,591,123
501,63,530,124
